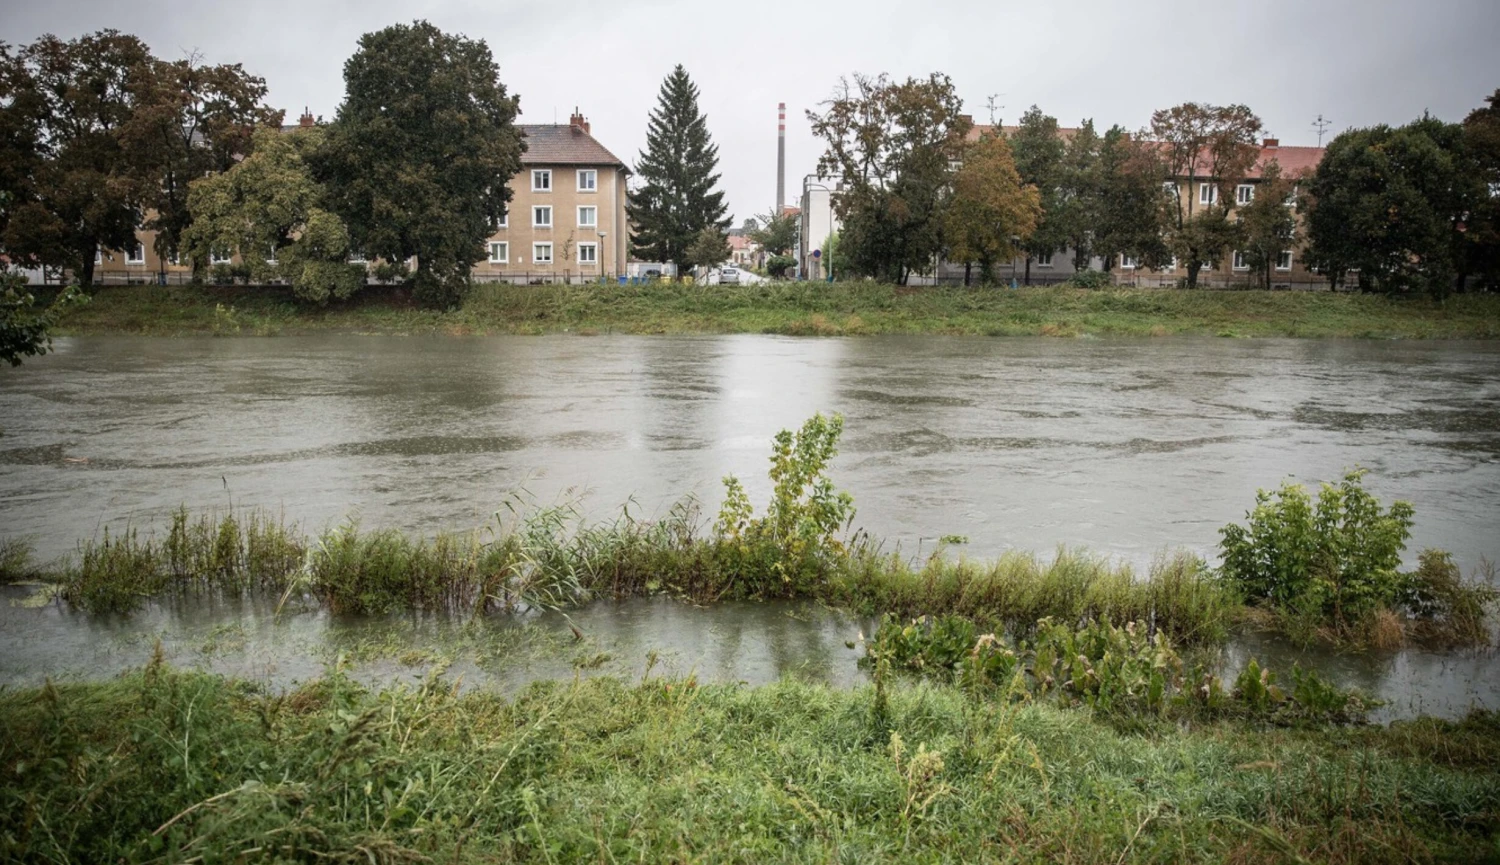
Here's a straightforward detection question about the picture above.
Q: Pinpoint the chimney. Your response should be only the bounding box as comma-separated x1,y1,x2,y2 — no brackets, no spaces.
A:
776,102,786,213
1263,137,1279,148
569,107,589,134
299,107,314,128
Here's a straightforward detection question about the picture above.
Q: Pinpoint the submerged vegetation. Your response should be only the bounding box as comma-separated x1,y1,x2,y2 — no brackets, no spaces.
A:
48,281,1500,339
1,662,1497,863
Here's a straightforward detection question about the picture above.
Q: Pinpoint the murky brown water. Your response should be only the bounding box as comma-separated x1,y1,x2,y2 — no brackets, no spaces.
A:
2,335,1498,719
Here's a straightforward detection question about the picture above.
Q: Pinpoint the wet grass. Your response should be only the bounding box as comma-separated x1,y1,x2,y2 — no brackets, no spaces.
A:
1,662,1496,863
51,282,1500,338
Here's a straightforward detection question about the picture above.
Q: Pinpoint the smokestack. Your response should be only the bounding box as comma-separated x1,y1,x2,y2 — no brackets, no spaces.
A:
776,102,786,213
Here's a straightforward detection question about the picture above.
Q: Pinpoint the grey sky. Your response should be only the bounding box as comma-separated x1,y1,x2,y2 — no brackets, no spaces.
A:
3,0,1498,225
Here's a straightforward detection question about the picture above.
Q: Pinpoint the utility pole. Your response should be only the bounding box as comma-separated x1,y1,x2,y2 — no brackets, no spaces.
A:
1312,114,1332,147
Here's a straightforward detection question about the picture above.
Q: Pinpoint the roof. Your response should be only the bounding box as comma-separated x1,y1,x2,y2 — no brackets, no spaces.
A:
1248,145,1323,179
518,124,626,167
968,123,1083,142
728,234,754,251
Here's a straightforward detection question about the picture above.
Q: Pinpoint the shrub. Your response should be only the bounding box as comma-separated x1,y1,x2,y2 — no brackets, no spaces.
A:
1398,549,1497,647
1065,270,1113,289
1219,469,1414,626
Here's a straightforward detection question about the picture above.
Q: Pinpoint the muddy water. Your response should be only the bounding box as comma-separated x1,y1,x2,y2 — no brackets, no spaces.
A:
2,335,1499,719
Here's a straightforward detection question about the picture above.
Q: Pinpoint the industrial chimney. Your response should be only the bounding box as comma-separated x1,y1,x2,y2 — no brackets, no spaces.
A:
776,102,786,213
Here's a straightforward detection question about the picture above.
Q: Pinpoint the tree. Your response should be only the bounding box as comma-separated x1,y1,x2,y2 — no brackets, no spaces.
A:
628,65,730,270
1151,103,1263,288
183,126,364,303
807,72,969,283
1054,120,1101,271
1236,161,1300,290
942,132,1041,284
0,31,153,286
683,226,729,273
316,21,523,308
1,273,81,366
1303,117,1478,295
749,209,797,256
1007,106,1067,283
125,54,280,273
1461,89,1500,292
1092,125,1172,273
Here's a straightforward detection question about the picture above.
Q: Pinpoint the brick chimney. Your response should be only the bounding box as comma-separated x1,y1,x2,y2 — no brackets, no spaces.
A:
299,107,314,128
1263,137,1279,148
569,107,590,135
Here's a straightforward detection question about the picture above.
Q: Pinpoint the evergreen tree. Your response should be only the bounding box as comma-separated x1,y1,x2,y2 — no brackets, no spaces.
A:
628,66,729,269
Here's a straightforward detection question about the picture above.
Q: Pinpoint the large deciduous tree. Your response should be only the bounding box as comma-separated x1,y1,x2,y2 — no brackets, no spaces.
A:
1303,116,1479,295
125,55,280,273
749,208,797,256
1092,125,1172,273
1007,106,1067,283
1054,119,1100,271
1235,161,1301,290
0,30,152,286
1460,90,1500,292
317,21,524,308
683,226,731,274
628,65,730,271
942,132,1041,285
808,72,969,284
1151,102,1263,288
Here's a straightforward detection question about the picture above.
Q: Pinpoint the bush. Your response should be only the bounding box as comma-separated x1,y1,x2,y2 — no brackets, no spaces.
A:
1398,549,1497,646
1065,270,1113,289
765,254,796,279
1219,470,1414,626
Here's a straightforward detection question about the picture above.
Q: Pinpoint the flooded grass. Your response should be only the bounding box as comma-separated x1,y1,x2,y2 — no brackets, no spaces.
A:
52,282,1500,339
1,662,1496,863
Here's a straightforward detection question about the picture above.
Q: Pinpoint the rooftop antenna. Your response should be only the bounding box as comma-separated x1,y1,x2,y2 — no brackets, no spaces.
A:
1312,114,1332,146
985,94,1005,128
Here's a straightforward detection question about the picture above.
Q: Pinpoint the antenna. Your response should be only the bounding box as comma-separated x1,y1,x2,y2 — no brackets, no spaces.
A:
1312,114,1332,146
985,94,1005,128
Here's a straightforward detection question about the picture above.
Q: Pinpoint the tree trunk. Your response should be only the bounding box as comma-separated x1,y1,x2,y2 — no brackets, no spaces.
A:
1186,262,1200,290
963,262,971,287
1024,257,1032,286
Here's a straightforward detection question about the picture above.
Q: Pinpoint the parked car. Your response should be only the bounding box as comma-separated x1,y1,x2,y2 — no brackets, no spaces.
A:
718,266,742,285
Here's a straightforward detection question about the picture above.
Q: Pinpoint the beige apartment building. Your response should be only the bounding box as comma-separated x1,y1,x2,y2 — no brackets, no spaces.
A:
83,109,629,285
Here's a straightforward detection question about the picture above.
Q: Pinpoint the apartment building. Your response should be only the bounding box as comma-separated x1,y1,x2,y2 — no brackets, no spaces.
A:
83,109,628,285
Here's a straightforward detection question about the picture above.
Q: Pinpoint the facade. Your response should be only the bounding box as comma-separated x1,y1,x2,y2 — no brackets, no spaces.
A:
78,109,628,285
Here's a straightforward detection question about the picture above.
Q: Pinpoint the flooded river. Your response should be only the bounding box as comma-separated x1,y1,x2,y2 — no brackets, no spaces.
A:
2,335,1498,718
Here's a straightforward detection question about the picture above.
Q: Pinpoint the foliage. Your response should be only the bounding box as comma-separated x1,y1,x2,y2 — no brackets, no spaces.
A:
683,225,730,272
1235,161,1301,289
1092,125,1173,270
764,253,796,278
317,20,524,309
1055,119,1101,269
1065,270,1113,289
1397,549,1497,647
748,208,797,256
627,65,730,270
807,72,970,283
1007,106,1069,278
1304,116,1483,296
1219,470,1416,627
942,132,1041,283
1461,89,1500,291
1151,102,1264,288
1,272,82,365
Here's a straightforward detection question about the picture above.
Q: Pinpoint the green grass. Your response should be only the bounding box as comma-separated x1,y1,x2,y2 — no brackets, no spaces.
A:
2,664,1496,862
51,282,1500,338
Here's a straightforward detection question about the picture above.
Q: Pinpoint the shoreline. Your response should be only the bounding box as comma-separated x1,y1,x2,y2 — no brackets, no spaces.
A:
46,282,1500,339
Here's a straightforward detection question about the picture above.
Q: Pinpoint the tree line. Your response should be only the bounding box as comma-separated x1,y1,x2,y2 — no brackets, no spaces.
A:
807,74,1500,294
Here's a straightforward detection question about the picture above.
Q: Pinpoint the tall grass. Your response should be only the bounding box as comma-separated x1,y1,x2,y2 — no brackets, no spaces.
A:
2,664,1496,863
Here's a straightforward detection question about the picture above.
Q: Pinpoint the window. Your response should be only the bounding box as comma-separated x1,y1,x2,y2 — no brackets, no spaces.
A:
1277,250,1293,271
1163,181,1180,199
578,242,597,264
577,169,597,192
349,250,366,263
1236,184,1254,205
126,242,145,265
577,206,597,228
265,247,277,265
1285,186,1299,207
533,205,552,227
493,208,508,229
533,242,553,264
1036,252,1053,267
168,251,181,266
948,159,963,172
1158,256,1178,273
488,241,509,264
210,248,233,265
1199,183,1218,205
1120,255,1138,269
531,169,551,191
1232,250,1249,270
95,248,103,265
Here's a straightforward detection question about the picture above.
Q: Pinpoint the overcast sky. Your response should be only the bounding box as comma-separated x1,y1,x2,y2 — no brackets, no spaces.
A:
4,0,1498,224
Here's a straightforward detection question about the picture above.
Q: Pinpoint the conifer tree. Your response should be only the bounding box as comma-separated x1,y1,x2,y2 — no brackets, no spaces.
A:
628,66,729,269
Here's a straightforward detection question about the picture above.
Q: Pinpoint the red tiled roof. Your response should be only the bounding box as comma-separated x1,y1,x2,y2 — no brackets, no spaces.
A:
518,124,626,167
1248,145,1323,179
728,234,753,250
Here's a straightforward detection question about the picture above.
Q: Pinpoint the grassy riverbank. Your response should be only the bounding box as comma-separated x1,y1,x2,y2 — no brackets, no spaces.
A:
51,281,1500,338
2,664,1496,863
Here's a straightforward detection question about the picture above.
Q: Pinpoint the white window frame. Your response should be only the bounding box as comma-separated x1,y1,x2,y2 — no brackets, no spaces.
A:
494,208,508,229
577,169,597,192
488,241,509,264
265,247,277,265
531,169,551,192
1036,252,1053,267
1120,254,1138,270
578,242,598,265
210,248,233,265
1285,186,1299,207
1276,250,1293,271
1232,250,1249,271
577,205,597,228
95,248,103,265
349,250,366,264
532,242,553,265
1236,184,1255,205
533,205,552,228
125,242,146,265
1199,183,1218,205
1158,256,1178,273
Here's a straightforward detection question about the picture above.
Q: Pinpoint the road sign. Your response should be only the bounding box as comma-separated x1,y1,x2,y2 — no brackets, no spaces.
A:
812,249,822,259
